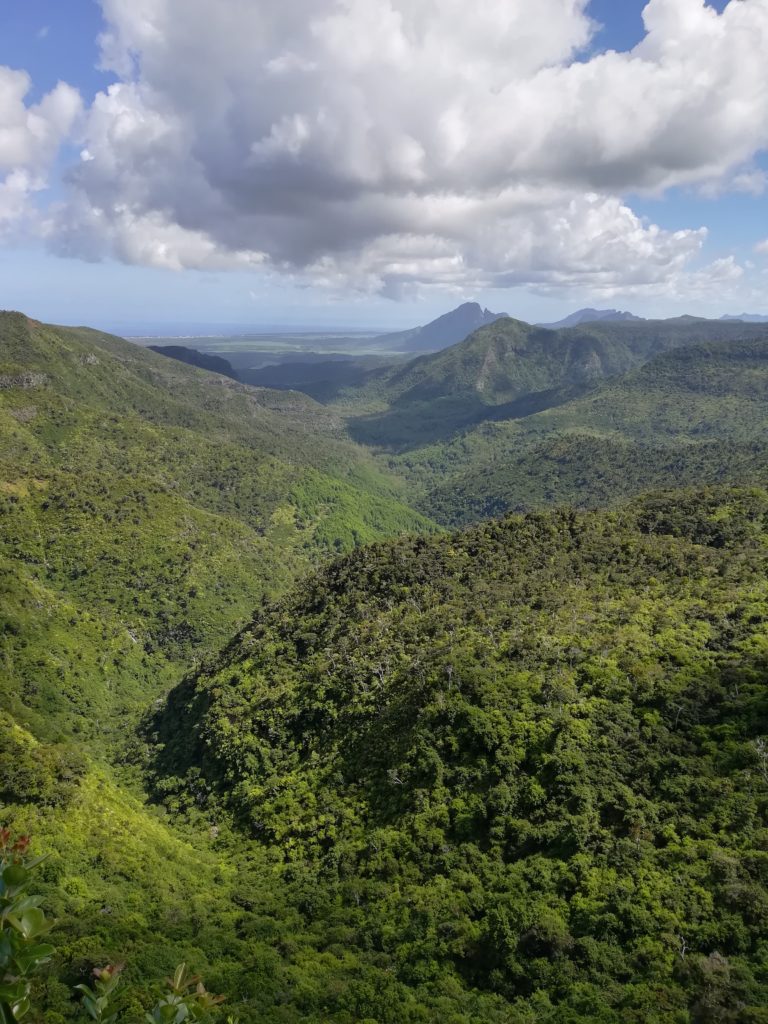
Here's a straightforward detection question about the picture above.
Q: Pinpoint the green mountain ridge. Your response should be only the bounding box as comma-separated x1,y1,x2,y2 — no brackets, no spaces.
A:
0,311,435,742
399,337,768,524
151,486,768,1022
334,316,768,449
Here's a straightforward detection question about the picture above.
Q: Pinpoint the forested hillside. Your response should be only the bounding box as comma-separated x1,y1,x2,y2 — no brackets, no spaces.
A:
0,311,433,744
338,317,768,448
0,311,439,1020
397,337,768,524
150,487,768,1022
3,311,768,1023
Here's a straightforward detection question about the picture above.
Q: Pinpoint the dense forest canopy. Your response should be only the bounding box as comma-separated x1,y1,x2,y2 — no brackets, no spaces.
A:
0,312,433,742
152,488,768,1023
4,0,768,1014
3,310,768,1022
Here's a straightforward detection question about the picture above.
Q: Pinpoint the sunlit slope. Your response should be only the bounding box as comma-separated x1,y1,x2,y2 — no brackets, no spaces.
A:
0,312,435,740
0,713,272,1020
153,486,768,1023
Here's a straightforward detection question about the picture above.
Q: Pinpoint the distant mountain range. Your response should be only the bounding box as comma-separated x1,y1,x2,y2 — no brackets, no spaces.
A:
374,304,768,353
376,301,508,353
375,304,650,354
341,314,768,449
537,308,644,329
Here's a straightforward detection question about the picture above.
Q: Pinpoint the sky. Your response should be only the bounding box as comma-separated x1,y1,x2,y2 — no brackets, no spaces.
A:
1,0,767,332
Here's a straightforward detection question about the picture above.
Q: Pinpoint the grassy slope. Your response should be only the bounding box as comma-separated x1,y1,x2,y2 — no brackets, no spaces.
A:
0,311,434,742
1,715,279,1021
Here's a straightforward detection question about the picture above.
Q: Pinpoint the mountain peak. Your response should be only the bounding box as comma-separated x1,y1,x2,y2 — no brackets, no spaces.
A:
377,301,509,353
537,308,643,330
721,313,768,323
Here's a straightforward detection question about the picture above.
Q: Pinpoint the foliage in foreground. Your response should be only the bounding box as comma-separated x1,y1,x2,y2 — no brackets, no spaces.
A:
0,829,54,1022
77,962,226,1024
1,830,227,1024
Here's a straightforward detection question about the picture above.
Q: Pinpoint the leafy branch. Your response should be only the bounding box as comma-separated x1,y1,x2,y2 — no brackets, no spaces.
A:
0,829,54,1023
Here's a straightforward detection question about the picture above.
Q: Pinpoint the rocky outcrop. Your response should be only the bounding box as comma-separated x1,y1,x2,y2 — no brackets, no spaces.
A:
0,372,48,390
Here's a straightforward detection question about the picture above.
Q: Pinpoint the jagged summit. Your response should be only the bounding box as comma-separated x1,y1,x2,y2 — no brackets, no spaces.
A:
537,307,643,329
377,300,508,353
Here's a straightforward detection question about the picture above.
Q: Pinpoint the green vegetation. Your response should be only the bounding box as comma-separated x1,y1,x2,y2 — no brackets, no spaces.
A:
1,829,55,1022
384,337,768,525
1,827,228,1023
422,435,768,525
0,311,434,742
0,744,239,1022
76,962,226,1023
151,487,768,1022
336,316,768,449
147,345,240,381
0,310,435,1019
5,308,768,1023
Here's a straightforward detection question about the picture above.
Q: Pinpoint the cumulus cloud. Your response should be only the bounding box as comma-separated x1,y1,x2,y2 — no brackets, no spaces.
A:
40,0,768,293
0,66,81,233
755,238,768,255
299,191,711,299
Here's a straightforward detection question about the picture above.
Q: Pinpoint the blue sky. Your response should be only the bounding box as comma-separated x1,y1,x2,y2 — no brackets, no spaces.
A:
0,0,766,332
0,1,110,102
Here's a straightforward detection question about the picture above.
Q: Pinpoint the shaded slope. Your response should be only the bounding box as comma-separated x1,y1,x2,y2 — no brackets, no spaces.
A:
344,316,768,449
239,354,401,402
392,336,768,524
152,487,768,1023
148,344,240,379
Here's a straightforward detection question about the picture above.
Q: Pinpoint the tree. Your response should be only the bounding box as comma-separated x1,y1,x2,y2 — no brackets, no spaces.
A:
0,829,54,1023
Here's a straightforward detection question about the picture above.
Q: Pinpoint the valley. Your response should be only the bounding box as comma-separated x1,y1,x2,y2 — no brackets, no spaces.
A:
0,312,434,744
4,4,768,1021
2,305,768,1023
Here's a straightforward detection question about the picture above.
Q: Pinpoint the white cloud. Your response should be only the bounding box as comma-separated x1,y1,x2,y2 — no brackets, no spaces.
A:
0,66,81,233
35,0,768,294
0,170,43,231
45,196,266,270
755,238,768,255
299,191,711,299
